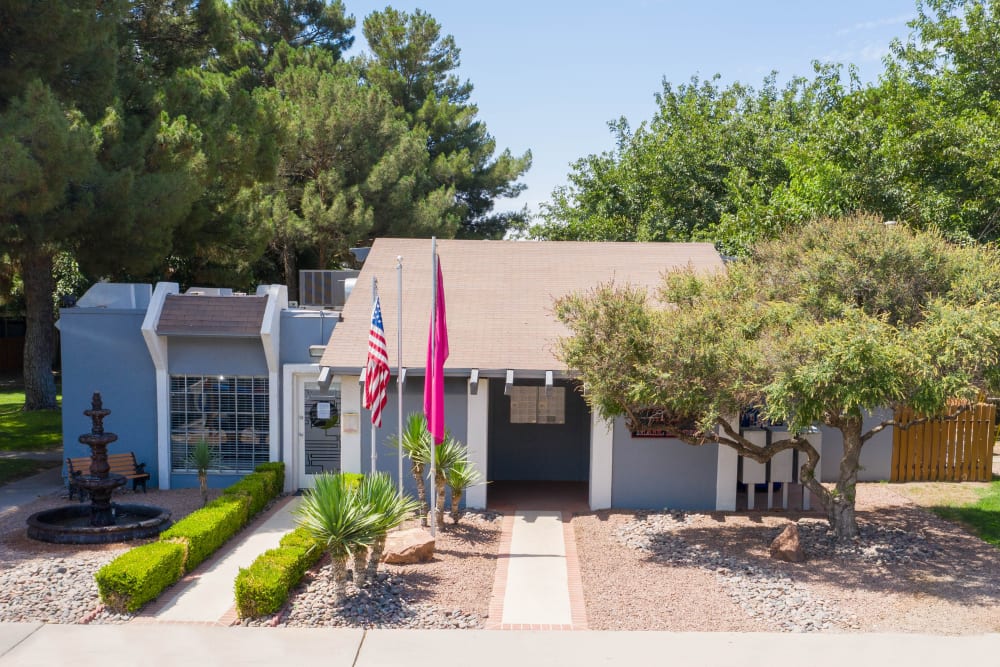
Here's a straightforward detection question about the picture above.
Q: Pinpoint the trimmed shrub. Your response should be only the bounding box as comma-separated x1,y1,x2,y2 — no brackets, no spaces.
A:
255,462,285,496
223,472,272,517
95,541,185,613
207,492,252,527
161,497,246,570
234,527,324,619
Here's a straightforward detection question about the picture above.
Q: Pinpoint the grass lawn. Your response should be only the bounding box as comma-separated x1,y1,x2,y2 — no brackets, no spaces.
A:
931,480,1000,548
0,388,62,451
0,458,61,486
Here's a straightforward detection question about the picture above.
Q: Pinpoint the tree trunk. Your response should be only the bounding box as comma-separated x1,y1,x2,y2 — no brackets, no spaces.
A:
365,533,387,583
21,249,57,410
352,546,368,587
281,243,298,304
412,461,427,527
198,471,208,507
450,488,464,524
803,416,862,540
331,555,348,604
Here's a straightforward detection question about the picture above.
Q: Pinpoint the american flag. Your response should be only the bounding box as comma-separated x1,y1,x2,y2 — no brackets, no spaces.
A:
363,290,390,427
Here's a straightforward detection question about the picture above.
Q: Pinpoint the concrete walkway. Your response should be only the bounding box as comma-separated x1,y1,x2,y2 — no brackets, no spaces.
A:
500,510,572,626
2,624,999,667
141,496,301,624
0,460,64,517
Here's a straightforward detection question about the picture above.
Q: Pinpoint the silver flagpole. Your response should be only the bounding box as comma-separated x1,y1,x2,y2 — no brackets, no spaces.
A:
396,255,404,496
371,276,378,475
429,237,437,537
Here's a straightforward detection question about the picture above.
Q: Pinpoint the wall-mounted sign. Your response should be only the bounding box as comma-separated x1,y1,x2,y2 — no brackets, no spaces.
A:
342,412,360,434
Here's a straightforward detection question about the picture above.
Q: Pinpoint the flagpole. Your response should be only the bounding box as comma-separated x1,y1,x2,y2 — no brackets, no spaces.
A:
371,276,378,475
396,255,403,496
429,237,437,537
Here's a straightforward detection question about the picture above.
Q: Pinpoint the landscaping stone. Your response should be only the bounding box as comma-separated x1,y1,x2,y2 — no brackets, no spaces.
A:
770,524,805,562
382,528,435,564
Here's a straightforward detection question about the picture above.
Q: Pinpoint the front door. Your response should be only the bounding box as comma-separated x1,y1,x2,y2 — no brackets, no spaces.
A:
298,382,342,488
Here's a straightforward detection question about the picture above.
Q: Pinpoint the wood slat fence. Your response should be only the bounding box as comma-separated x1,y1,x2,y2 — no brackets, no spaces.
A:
890,400,996,482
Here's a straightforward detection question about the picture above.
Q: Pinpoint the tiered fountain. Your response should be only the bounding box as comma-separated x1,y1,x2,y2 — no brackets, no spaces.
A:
27,393,171,544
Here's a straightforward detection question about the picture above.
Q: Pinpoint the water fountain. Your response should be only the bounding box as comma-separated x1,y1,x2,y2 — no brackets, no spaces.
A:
27,393,171,544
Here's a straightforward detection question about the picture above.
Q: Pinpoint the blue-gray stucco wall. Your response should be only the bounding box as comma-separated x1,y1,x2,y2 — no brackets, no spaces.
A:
611,420,719,509
58,309,159,486
279,310,339,364
819,409,895,482
167,338,268,376
487,379,590,482
359,377,469,501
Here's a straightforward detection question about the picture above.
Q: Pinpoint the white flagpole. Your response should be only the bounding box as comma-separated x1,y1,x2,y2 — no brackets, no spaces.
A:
429,237,437,537
396,255,404,496
371,276,378,475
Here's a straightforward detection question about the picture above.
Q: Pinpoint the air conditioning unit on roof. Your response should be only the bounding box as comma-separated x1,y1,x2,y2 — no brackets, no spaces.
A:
298,270,360,309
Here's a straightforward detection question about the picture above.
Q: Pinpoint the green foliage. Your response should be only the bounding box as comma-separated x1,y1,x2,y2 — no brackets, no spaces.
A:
294,472,379,560
0,388,61,451
933,481,1000,548
357,472,421,535
234,543,319,618
95,541,186,614
223,471,274,517
161,495,248,570
557,216,1000,537
255,461,286,497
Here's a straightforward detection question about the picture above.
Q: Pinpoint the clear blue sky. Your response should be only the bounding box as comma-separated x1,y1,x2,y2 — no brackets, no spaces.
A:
343,1,920,216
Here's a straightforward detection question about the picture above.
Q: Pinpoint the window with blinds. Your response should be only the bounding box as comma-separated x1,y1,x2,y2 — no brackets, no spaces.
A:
169,375,270,473
509,386,566,424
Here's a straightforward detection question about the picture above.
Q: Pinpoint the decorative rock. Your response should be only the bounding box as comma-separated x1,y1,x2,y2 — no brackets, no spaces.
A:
770,524,806,563
382,528,435,564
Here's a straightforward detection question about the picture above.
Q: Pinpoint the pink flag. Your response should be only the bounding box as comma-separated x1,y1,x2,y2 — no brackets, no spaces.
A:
424,258,449,445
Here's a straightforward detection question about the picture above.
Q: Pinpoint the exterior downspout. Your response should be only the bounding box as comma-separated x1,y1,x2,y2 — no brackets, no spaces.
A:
140,282,179,490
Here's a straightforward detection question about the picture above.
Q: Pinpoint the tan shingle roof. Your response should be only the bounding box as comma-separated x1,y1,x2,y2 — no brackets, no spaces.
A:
320,239,724,375
156,295,268,337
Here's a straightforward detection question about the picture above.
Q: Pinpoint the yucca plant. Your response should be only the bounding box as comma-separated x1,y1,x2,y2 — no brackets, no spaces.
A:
388,413,432,526
293,472,380,604
432,435,465,530
188,439,217,507
445,458,484,525
357,472,421,585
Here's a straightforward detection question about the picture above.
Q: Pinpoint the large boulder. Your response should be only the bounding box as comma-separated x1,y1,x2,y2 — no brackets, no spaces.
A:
770,523,806,562
383,527,435,564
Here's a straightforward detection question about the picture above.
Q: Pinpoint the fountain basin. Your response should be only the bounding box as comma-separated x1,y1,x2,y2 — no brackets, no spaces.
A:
27,503,172,544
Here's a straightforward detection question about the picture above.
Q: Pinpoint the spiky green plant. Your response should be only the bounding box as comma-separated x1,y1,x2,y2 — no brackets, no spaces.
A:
357,472,422,584
188,440,217,507
293,473,380,604
445,458,484,525
388,413,432,525
432,435,466,530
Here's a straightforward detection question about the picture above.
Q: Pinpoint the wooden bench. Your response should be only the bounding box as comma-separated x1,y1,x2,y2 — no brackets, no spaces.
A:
67,453,150,501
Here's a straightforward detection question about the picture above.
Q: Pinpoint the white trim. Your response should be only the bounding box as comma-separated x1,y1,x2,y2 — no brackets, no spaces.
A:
141,282,178,490
282,363,321,492
341,375,363,473
466,377,489,509
715,416,739,511
589,412,613,510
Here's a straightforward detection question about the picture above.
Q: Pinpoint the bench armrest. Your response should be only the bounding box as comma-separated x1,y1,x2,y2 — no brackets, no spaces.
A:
135,462,147,473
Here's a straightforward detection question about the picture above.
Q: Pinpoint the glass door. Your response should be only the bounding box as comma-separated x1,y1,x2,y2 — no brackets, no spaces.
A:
299,382,342,488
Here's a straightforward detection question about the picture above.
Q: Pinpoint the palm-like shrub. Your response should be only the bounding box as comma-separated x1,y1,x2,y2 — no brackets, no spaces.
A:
445,458,484,525
293,472,380,604
357,472,421,585
188,439,217,507
389,413,432,525
431,435,465,530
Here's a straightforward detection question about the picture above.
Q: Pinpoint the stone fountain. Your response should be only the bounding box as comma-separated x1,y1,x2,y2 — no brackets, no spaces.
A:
27,393,171,544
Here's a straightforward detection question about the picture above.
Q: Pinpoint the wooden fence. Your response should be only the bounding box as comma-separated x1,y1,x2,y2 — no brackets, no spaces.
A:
890,401,996,482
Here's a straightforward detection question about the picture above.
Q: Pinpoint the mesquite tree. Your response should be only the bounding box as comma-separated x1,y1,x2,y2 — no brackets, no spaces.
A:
556,216,1000,539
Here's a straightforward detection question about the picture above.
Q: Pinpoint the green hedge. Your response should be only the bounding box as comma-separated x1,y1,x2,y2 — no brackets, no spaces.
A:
235,527,323,619
254,462,285,497
95,541,186,613
223,472,272,517
161,495,248,569
95,463,286,614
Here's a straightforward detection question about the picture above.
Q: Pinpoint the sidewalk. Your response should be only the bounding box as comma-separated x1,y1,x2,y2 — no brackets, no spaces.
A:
2,623,998,667
0,457,64,517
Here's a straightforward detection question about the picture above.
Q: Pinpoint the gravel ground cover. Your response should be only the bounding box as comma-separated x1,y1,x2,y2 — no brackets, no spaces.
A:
246,512,502,629
575,482,1000,634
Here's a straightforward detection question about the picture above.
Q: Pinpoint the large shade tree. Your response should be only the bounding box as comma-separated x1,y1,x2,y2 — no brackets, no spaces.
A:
556,216,1000,539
